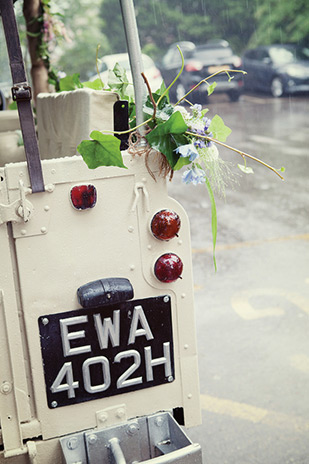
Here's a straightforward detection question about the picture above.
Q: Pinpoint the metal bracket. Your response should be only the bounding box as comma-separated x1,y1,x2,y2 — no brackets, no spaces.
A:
0,180,34,226
60,412,202,464
132,182,150,212
11,82,32,102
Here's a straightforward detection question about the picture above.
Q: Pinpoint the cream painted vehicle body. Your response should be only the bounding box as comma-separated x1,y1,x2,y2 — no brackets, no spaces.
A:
0,89,201,463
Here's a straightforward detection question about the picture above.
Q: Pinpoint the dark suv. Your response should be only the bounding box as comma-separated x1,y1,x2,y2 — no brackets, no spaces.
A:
159,40,243,103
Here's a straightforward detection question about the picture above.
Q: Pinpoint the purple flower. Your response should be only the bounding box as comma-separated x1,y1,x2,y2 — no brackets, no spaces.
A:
203,116,212,131
175,144,199,162
182,166,205,185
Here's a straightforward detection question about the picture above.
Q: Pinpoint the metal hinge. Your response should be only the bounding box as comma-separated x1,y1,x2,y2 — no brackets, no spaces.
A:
0,179,34,226
60,412,202,464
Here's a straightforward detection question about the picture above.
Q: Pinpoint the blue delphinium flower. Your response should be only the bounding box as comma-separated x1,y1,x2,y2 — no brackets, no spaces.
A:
182,165,205,185
175,144,199,162
203,116,212,131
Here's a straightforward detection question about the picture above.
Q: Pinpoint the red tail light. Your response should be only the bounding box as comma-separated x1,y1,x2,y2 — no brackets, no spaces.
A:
151,210,181,241
154,253,183,283
70,185,97,210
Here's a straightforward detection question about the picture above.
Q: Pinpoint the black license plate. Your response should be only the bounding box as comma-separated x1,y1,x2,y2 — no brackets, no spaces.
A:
38,295,174,409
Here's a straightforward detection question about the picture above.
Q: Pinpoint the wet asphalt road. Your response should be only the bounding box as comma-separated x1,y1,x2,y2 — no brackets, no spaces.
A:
168,92,309,464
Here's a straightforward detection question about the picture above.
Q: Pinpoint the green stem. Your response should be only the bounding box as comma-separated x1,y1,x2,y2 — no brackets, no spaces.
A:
157,46,185,107
175,69,246,106
186,131,285,180
96,44,104,89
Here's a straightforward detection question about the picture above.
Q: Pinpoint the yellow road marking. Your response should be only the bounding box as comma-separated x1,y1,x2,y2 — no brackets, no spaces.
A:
289,354,309,374
200,394,309,432
231,288,309,319
192,233,309,255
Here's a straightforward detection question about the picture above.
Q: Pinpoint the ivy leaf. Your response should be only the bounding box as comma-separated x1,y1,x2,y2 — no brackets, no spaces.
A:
207,82,217,96
77,131,126,169
145,111,188,169
59,73,83,91
83,79,104,90
238,164,254,174
209,114,232,142
143,92,174,124
173,155,191,171
107,63,134,102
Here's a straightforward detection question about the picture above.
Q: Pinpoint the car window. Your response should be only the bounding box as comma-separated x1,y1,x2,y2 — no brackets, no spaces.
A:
195,47,233,61
269,46,309,65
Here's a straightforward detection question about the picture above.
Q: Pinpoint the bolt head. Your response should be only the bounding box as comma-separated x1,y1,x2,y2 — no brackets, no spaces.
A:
127,423,139,436
88,434,97,445
67,437,79,450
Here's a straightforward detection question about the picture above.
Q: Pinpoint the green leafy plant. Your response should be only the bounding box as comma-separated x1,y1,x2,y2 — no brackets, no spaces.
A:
65,47,284,270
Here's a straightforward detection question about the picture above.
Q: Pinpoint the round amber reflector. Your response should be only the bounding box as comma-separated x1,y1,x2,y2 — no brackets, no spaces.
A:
154,253,183,283
70,185,97,210
151,209,181,241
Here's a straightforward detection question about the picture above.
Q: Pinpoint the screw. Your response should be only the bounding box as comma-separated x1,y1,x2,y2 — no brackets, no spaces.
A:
51,401,58,408
127,423,139,436
167,376,174,382
67,437,79,450
42,317,49,326
88,434,97,445
163,296,169,303
155,417,164,427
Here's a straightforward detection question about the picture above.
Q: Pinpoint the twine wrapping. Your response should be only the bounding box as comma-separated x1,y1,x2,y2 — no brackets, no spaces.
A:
128,130,174,181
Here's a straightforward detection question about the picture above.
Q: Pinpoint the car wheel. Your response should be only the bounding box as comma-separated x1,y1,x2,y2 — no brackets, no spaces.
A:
228,90,240,102
270,77,284,98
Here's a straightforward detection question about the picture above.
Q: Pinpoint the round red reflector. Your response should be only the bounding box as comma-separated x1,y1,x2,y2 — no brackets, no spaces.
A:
154,253,183,283
70,185,97,210
151,209,181,241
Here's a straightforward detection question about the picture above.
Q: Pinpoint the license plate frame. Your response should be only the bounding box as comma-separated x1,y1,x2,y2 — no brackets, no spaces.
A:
38,295,174,409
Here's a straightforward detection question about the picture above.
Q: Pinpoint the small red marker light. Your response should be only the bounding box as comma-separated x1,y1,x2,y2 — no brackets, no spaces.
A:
151,209,181,241
70,185,97,210
154,253,183,283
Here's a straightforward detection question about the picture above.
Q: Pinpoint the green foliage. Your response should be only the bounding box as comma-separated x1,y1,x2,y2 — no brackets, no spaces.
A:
208,115,232,142
250,0,309,47
77,131,126,169
145,112,188,169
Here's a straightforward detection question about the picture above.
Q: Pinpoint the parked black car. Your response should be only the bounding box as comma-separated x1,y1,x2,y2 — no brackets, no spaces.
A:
242,44,309,97
159,40,243,103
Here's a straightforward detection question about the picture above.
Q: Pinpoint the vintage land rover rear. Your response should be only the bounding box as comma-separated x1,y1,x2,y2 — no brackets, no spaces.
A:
0,1,202,463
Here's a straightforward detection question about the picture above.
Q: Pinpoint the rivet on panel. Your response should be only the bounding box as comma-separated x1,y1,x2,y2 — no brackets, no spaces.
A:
41,227,47,234
184,344,189,350
44,205,50,212
0,382,12,395
128,226,134,233
187,393,193,399
181,293,186,299
116,408,125,419
130,265,135,271
51,169,56,174
147,244,152,250
98,412,108,423
21,229,27,236
178,239,183,245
